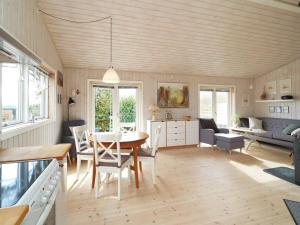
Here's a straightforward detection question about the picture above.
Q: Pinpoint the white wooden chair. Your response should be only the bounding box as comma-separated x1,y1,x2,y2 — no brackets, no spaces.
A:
93,132,131,200
135,126,161,185
72,125,93,180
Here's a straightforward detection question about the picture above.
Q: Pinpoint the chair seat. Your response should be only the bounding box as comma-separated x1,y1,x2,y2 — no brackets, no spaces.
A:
77,147,94,155
131,147,154,158
96,154,131,168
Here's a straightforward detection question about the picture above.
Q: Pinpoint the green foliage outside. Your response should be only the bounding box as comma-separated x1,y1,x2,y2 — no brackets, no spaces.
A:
95,88,136,132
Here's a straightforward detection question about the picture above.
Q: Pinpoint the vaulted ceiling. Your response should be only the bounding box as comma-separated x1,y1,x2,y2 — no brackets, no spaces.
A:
38,0,300,78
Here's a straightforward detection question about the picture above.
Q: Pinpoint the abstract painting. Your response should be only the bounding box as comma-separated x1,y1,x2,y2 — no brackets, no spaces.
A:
157,83,189,108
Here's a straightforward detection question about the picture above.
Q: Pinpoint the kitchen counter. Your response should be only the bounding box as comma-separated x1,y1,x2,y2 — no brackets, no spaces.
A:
0,144,71,163
0,205,29,225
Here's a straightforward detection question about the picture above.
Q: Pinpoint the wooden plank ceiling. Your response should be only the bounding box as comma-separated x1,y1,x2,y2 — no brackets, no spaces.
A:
38,0,300,78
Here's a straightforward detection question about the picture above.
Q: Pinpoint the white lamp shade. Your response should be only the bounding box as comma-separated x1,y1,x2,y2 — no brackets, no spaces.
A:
102,67,120,84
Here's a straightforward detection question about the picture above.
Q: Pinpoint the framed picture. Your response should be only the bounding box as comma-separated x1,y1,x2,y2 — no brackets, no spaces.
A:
266,81,277,95
57,70,63,87
275,106,282,113
282,106,289,113
279,79,291,94
157,82,189,108
269,106,275,113
242,94,250,107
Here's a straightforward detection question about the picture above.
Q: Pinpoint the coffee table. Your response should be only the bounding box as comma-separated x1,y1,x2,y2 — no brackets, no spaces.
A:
230,127,266,151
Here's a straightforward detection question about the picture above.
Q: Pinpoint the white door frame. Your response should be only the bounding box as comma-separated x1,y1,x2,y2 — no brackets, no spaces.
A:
87,79,143,132
198,84,236,127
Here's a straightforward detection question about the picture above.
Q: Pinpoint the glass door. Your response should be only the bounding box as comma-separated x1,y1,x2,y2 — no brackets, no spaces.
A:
199,86,232,128
92,84,141,132
94,86,113,132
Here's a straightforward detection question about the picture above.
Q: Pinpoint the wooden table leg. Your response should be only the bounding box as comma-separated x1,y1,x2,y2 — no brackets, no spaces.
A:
132,146,139,188
92,154,96,189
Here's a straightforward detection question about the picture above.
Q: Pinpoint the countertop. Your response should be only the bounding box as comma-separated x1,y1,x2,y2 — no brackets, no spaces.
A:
0,143,71,163
0,205,29,225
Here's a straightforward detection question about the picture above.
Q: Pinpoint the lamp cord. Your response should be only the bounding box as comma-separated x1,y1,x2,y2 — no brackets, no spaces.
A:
38,9,113,67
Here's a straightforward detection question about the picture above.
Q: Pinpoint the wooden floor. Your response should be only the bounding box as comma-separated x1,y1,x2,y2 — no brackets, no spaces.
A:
66,143,299,225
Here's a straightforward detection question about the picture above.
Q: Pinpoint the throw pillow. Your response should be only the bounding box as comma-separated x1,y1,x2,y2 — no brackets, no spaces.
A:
199,118,219,133
239,118,249,128
249,117,263,130
291,128,300,139
283,124,300,135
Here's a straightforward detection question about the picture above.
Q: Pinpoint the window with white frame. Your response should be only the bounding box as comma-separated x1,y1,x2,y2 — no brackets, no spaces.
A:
1,63,49,128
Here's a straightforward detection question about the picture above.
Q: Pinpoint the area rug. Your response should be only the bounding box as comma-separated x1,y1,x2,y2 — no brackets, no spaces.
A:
263,167,299,186
284,199,300,225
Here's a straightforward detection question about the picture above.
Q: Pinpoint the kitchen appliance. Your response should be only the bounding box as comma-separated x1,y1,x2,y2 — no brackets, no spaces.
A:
0,159,64,225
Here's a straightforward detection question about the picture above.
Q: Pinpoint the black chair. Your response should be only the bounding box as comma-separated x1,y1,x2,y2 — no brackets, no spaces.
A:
61,120,85,161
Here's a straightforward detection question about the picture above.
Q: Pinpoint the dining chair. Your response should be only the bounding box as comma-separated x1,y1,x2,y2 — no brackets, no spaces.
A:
72,125,93,180
135,126,161,185
93,132,131,200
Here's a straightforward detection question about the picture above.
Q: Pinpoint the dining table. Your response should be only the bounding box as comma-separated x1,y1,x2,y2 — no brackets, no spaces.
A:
90,131,149,189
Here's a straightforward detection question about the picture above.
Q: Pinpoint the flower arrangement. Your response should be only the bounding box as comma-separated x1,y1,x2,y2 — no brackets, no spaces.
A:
148,104,160,120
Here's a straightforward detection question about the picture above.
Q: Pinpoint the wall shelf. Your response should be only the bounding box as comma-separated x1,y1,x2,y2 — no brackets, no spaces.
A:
255,99,295,103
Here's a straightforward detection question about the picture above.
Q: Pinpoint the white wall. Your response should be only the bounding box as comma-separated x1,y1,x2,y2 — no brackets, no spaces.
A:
254,58,300,119
0,0,63,147
64,68,254,130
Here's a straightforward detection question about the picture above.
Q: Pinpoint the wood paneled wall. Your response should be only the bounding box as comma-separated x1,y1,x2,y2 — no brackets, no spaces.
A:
254,58,300,119
64,68,254,130
0,0,63,148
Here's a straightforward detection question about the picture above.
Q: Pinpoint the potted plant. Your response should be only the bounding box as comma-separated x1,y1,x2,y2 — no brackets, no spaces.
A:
232,114,240,127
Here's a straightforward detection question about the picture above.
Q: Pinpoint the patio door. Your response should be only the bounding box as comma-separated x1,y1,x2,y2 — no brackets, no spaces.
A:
91,83,141,132
199,86,233,128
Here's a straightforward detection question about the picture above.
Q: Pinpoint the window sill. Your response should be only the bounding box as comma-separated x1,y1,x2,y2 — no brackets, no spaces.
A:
0,119,55,141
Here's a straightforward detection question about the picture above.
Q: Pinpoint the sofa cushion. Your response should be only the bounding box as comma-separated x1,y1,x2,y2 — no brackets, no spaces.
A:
199,118,219,133
273,133,295,143
282,124,300,135
215,133,244,143
249,117,263,129
256,131,273,139
291,128,300,139
239,118,249,128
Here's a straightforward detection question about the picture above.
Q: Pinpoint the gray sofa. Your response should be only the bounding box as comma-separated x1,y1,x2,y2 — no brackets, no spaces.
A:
240,117,300,149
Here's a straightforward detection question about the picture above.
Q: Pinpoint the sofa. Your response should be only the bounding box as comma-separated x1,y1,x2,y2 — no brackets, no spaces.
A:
61,120,85,159
239,117,300,149
198,118,230,145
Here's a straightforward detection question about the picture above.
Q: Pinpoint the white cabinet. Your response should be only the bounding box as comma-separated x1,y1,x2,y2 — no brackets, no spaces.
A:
147,120,199,147
167,121,185,146
185,120,199,145
147,121,166,147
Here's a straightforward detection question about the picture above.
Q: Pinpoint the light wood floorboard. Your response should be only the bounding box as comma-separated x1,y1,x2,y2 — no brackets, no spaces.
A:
66,143,299,225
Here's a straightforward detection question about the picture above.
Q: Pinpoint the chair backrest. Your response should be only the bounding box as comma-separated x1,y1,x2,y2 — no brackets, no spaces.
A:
93,132,122,167
120,122,136,133
72,125,91,154
152,126,162,156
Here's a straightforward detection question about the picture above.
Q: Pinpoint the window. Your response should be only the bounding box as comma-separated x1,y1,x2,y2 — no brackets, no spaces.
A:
1,63,22,126
199,86,234,128
1,63,49,128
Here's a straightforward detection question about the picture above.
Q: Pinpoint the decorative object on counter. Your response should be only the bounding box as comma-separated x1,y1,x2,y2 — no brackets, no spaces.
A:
148,104,160,121
182,115,192,121
281,95,293,100
67,97,76,121
260,86,267,100
282,106,290,114
165,111,173,120
279,78,292,94
157,82,189,108
241,94,250,107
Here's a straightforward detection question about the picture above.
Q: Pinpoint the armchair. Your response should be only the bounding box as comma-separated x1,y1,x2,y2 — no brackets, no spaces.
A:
198,118,229,146
61,120,85,160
